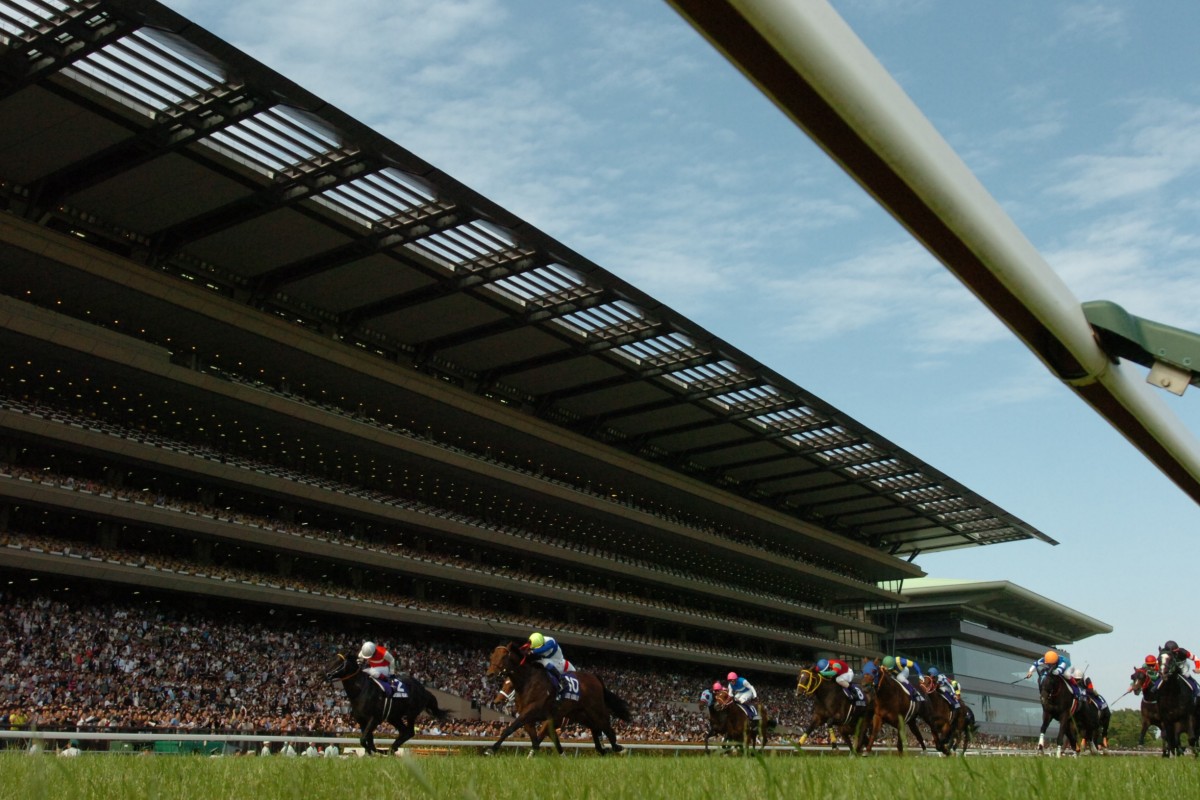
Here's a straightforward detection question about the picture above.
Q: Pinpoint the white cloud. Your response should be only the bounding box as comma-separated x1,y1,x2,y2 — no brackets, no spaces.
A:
1051,98,1200,207
1057,3,1128,44
1047,211,1200,331
758,239,1008,354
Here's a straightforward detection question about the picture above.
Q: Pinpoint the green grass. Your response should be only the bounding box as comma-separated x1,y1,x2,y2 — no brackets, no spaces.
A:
2,751,1196,800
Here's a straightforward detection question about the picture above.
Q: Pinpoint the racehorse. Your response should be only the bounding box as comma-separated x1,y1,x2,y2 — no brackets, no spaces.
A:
1130,666,1162,747
918,676,963,755
794,667,870,753
485,642,632,755
324,652,448,755
703,688,774,754
1155,652,1197,758
1035,671,1098,757
862,665,939,755
1090,694,1111,751
948,701,976,755
493,676,573,747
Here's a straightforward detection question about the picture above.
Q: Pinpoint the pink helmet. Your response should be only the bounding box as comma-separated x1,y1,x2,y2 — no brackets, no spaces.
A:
727,672,738,682
712,681,722,692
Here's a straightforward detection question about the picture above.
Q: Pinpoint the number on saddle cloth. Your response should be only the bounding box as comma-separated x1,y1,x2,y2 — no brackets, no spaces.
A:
557,673,581,701
844,685,867,706
372,675,409,698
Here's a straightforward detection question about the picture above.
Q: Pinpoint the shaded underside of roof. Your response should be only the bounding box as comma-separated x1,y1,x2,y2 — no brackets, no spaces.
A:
0,0,1055,558
898,578,1111,645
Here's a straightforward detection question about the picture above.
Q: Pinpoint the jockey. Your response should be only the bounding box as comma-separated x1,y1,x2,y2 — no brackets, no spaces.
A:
881,655,921,685
357,641,395,679
1160,640,1195,673
948,676,963,701
1159,640,1200,697
1025,650,1070,682
927,666,952,692
525,632,574,691
726,672,757,705
816,658,855,689
927,667,959,706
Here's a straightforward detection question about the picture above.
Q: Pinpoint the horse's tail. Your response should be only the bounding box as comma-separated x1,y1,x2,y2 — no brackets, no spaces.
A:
603,687,633,723
425,689,450,720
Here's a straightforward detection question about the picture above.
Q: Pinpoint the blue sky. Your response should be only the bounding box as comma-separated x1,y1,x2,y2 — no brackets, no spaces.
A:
165,0,1200,707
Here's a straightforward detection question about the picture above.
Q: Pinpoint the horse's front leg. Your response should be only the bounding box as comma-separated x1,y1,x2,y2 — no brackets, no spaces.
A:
547,716,564,755
863,713,883,754
488,714,534,754
361,719,378,755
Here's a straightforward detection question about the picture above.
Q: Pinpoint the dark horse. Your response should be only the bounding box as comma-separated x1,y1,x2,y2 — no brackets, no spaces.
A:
704,688,774,754
1088,692,1112,751
485,642,632,755
862,667,940,755
1155,652,1197,758
1035,672,1098,757
324,653,448,755
1130,666,1162,747
794,667,870,753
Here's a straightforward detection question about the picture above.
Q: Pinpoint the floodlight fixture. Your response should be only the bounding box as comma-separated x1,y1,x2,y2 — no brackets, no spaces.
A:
1083,300,1200,396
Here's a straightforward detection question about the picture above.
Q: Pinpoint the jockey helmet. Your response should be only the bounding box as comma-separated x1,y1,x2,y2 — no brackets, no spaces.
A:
712,681,723,692
1043,650,1058,665
727,672,738,682
529,632,545,649
1165,640,1179,651
881,656,896,670
358,641,376,660
815,659,829,672
928,667,939,677
1146,654,1158,666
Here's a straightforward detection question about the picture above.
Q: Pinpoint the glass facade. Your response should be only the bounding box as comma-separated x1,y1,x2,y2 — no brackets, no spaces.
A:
887,639,1051,736
950,643,1034,684
964,691,1045,734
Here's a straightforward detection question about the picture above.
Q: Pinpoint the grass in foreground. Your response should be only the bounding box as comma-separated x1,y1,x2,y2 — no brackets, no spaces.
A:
2,750,1198,800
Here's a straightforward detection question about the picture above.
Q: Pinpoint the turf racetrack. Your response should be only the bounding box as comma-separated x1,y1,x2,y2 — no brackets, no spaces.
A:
3,750,1192,800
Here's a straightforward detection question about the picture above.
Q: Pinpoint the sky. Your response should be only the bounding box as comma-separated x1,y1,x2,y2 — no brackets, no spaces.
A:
162,0,1200,708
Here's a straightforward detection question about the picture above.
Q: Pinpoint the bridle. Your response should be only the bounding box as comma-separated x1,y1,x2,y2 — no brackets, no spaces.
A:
326,652,362,683
795,668,823,696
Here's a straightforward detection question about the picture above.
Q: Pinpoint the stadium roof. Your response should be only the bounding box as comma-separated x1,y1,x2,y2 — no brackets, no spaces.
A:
0,0,1056,557
899,578,1112,646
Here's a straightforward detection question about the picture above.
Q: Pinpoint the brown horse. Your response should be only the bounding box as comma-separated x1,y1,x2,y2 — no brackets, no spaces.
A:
918,676,962,755
948,701,976,755
862,666,939,756
794,667,870,753
484,642,632,755
1130,666,1162,746
493,676,574,747
704,688,773,754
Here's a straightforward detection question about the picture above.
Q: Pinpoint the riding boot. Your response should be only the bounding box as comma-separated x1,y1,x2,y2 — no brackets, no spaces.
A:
545,664,561,697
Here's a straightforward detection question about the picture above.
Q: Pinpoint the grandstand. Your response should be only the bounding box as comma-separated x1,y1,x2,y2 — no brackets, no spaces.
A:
0,0,1056,729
